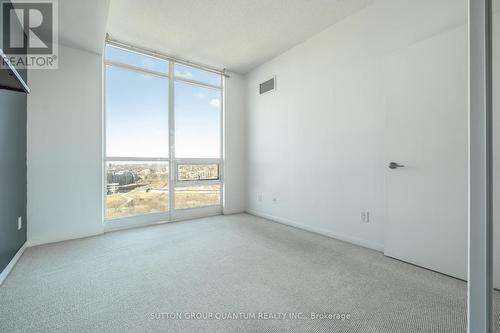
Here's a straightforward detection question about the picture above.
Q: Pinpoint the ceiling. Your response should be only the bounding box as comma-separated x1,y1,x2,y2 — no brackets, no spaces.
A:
107,0,373,73
57,0,110,54
11,0,110,54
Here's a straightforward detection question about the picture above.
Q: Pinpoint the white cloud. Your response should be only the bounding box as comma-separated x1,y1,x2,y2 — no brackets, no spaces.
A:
210,98,221,109
141,58,155,69
195,92,205,99
175,70,193,80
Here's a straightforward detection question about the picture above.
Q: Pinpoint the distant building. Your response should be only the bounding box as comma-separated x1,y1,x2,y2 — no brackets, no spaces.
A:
106,170,139,186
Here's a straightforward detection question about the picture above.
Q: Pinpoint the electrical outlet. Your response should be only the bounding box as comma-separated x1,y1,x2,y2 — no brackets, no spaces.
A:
258,194,263,202
360,211,370,223
272,197,278,204
17,216,22,230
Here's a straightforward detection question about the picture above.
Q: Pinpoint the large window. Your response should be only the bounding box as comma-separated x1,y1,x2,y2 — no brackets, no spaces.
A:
175,81,221,158
104,44,223,221
106,66,169,158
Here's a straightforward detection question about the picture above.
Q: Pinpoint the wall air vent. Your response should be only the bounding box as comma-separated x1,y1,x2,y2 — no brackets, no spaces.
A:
259,76,276,95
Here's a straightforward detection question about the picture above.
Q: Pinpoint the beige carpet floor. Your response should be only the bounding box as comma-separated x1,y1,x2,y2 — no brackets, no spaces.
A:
1,213,499,332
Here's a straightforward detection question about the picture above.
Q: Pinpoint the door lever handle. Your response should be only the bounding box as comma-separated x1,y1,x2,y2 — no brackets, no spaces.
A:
389,162,405,169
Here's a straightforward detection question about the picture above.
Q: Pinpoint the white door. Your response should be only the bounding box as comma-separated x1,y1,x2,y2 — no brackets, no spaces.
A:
383,26,468,280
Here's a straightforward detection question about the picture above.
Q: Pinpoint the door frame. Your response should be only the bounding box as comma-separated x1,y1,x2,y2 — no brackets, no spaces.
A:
468,0,494,332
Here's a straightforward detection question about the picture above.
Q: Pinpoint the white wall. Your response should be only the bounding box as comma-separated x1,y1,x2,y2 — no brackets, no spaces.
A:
27,45,104,245
244,0,467,251
224,72,246,214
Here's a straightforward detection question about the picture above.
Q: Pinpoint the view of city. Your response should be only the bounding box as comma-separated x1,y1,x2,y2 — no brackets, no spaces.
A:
106,162,220,218
177,164,219,181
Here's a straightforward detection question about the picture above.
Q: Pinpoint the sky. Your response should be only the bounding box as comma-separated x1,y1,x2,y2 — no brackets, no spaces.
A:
105,46,221,159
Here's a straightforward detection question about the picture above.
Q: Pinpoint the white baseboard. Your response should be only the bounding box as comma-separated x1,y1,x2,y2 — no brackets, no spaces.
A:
246,209,384,252
223,208,245,215
28,231,104,247
0,242,28,286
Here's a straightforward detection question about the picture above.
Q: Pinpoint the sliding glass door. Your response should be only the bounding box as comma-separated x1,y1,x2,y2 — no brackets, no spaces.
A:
104,44,223,225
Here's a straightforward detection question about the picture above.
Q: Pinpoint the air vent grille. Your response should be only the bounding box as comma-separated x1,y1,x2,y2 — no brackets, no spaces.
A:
259,77,275,95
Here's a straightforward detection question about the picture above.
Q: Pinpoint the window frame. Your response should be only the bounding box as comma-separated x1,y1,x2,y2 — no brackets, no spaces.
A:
103,43,224,224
